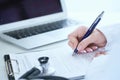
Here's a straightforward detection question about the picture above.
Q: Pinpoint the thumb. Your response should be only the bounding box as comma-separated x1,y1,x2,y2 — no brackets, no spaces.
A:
77,36,93,52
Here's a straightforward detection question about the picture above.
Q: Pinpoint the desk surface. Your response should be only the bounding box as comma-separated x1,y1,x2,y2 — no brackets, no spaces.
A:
86,40,120,80
1,12,120,80
1,0,120,80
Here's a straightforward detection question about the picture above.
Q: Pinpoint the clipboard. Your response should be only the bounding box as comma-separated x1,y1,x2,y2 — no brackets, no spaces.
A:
4,43,96,80
4,55,15,80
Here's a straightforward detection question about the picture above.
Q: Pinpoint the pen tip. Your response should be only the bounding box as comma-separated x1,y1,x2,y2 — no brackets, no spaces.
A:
72,52,76,56
102,11,104,14
98,11,104,18
72,48,78,56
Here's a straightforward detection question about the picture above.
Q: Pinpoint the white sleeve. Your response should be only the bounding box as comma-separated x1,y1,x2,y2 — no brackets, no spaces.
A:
98,23,120,50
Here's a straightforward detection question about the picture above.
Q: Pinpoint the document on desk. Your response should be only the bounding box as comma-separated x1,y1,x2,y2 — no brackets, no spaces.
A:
4,43,96,80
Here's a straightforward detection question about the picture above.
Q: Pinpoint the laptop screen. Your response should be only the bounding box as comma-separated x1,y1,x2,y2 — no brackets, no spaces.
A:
0,0,63,25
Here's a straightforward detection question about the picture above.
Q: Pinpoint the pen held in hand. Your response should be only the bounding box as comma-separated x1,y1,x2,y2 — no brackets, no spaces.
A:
72,11,104,56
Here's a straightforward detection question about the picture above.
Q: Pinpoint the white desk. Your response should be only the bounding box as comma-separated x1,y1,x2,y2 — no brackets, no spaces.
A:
0,12,120,80
85,38,120,80
1,0,120,80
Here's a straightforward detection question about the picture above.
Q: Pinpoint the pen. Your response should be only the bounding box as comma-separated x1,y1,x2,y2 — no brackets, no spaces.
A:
72,11,104,55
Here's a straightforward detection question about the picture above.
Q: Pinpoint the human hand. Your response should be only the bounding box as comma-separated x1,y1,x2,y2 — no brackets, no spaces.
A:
68,26,107,54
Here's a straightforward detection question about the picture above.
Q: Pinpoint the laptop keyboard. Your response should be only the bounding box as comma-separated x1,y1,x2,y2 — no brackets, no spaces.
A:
4,19,78,39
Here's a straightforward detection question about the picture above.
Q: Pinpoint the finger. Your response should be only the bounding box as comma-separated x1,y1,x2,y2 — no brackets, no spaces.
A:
68,35,78,49
68,41,74,49
85,47,93,53
94,52,101,57
78,50,87,54
94,51,106,57
88,44,98,51
77,36,94,52
76,26,88,38
99,50,107,55
69,26,88,39
91,46,98,51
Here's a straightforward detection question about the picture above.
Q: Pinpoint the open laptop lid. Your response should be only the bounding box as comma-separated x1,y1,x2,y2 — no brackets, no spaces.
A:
0,0,67,32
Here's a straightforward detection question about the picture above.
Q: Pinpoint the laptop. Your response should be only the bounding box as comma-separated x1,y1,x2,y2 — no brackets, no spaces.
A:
0,0,80,49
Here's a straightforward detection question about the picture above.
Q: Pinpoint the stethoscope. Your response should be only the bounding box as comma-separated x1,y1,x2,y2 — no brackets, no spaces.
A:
19,57,69,80
22,75,69,80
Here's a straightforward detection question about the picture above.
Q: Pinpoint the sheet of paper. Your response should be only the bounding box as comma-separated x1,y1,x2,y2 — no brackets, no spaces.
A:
10,43,96,79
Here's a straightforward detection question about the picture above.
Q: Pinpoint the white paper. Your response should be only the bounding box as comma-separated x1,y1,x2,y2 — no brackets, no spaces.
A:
9,43,96,80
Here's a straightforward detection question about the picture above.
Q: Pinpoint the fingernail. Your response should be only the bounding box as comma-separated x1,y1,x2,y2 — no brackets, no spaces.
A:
94,46,98,50
89,49,93,52
80,50,87,53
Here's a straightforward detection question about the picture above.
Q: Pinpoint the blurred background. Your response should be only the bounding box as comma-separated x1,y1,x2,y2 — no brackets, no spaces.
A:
65,0,120,13
65,0,120,27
